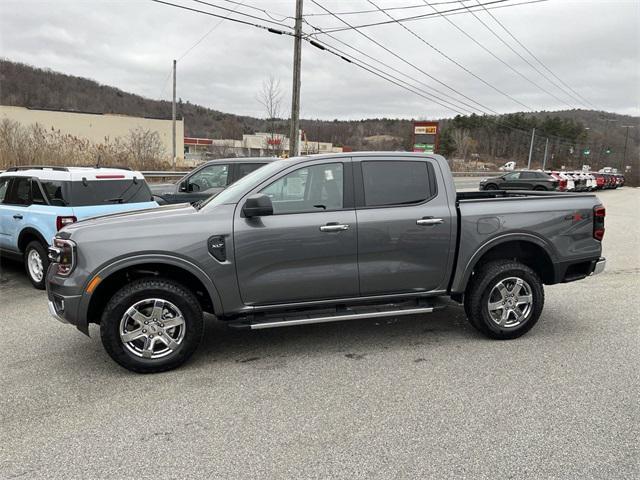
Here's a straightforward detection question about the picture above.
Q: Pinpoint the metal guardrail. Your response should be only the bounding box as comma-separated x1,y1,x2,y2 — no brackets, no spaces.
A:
138,170,500,179
0,169,498,179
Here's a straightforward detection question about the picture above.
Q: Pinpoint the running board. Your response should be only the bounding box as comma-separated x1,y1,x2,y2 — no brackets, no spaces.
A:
228,301,446,330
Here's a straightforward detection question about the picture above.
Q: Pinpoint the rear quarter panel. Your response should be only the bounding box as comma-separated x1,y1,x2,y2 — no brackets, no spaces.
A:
451,194,603,292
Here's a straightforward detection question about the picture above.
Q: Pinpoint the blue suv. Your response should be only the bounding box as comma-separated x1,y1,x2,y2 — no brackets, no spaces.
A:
0,166,158,288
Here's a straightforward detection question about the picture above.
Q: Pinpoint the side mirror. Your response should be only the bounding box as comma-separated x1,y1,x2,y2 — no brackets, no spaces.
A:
179,180,188,192
243,194,273,218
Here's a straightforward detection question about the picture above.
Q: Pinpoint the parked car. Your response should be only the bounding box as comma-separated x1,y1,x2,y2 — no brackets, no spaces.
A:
547,171,569,191
479,170,559,191
0,166,157,288
150,157,276,205
47,153,606,373
593,173,606,190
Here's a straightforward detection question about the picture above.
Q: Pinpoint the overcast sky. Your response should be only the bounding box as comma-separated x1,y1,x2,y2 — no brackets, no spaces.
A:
1,0,638,120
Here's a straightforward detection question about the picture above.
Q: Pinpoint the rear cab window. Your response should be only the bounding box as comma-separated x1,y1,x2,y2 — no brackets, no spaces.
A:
360,160,435,207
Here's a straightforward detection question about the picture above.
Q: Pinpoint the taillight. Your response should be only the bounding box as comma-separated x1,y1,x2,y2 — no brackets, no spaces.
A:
56,216,77,231
593,205,605,241
559,179,567,191
49,238,77,276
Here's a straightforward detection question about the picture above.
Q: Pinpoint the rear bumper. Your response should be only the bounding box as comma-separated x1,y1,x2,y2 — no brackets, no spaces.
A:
554,257,605,284
591,257,606,276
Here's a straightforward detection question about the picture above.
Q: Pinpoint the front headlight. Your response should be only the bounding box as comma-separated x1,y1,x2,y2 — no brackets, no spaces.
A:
49,238,77,276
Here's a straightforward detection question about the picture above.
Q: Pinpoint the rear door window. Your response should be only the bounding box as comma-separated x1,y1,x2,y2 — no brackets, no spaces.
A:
361,161,433,207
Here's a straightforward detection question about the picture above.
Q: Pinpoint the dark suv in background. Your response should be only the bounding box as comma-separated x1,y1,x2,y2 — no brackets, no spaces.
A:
150,157,276,204
480,170,559,191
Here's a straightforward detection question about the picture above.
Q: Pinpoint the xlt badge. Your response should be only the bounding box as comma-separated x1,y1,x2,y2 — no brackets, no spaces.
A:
208,235,226,262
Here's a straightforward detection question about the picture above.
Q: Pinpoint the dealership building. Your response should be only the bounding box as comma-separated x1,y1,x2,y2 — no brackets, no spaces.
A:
0,105,184,161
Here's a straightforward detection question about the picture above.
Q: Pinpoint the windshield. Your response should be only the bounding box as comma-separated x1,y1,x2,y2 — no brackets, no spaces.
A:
199,160,285,210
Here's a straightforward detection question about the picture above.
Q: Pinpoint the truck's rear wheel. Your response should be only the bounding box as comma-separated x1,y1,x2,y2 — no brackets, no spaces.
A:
464,260,544,339
100,278,204,373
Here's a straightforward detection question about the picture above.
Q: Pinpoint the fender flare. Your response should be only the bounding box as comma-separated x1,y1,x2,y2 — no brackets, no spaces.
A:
17,227,49,253
80,253,224,318
452,232,558,293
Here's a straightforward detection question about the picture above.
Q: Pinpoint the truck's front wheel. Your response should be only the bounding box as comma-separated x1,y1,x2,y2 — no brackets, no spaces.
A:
464,260,544,339
100,278,204,373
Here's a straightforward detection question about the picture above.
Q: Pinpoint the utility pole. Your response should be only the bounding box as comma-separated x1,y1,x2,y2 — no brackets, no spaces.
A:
621,125,635,172
289,0,303,158
542,137,549,170
527,128,536,170
172,59,177,169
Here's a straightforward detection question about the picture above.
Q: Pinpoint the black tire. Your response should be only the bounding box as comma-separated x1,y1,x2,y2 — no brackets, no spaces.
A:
24,240,49,290
100,278,204,373
464,260,544,339
484,183,498,190
533,185,547,191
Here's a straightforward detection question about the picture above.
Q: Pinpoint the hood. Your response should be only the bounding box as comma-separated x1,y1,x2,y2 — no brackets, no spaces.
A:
58,203,195,237
149,182,177,195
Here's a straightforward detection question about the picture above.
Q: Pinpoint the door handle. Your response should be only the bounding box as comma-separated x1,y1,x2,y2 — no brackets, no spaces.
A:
13,214,23,220
320,223,350,232
416,218,443,226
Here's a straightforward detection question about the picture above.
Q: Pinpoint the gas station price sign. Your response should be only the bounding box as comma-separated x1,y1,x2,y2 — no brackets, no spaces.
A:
413,121,440,153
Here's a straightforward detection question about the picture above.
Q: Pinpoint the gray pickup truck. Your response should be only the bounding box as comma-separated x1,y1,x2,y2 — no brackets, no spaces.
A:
47,153,606,373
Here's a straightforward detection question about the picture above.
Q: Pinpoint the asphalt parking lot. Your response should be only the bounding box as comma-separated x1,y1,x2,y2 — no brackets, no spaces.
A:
1,187,638,480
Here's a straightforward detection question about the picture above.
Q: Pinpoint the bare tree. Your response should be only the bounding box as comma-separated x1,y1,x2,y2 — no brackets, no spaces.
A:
257,76,284,156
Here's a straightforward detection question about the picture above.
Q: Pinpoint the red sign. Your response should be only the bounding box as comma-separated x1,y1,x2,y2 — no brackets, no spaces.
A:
184,137,213,146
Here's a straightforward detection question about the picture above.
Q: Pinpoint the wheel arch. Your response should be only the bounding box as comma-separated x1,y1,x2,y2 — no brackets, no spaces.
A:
454,235,557,294
17,227,48,253
84,255,223,327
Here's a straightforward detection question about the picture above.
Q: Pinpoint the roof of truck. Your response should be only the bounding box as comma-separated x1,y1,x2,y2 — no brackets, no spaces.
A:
1,166,145,182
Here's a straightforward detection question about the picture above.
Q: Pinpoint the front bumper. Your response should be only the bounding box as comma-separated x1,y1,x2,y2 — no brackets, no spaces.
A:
46,266,89,335
48,300,69,324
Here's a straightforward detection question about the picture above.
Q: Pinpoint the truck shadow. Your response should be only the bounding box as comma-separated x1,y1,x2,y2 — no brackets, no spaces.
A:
190,305,479,368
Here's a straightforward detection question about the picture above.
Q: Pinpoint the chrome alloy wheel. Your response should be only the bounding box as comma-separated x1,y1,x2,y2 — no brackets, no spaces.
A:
487,277,533,328
119,299,186,359
27,249,44,282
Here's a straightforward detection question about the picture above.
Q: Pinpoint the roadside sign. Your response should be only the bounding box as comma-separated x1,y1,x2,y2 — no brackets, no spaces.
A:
583,148,590,156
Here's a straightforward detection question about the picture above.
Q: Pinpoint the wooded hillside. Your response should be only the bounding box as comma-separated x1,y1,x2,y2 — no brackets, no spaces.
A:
1,59,637,172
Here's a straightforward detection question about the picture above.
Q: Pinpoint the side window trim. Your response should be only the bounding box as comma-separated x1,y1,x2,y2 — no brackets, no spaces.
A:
31,178,50,206
353,158,438,209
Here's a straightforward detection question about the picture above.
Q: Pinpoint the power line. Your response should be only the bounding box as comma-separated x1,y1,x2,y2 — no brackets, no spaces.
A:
472,0,598,109
188,0,293,29
177,0,250,62
316,0,547,34
303,36,469,114
304,0,464,17
310,0,498,115
364,0,531,111
419,0,573,109
214,0,292,22
149,0,294,35
304,18,480,113
455,1,579,108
